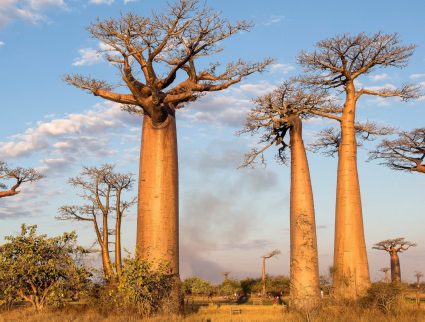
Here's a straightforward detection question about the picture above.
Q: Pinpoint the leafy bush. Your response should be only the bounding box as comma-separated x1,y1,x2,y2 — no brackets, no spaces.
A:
0,224,91,310
182,277,213,296
96,257,174,316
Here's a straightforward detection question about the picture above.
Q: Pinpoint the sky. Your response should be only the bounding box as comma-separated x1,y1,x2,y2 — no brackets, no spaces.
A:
0,0,424,283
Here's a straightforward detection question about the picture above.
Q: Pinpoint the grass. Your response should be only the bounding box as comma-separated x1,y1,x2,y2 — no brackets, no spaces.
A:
1,301,425,322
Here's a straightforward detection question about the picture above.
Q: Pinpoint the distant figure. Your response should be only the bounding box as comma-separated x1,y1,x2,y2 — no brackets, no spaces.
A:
320,289,324,299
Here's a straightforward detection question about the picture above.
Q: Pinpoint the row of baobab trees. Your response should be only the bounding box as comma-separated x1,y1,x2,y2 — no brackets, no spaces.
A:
1,0,425,312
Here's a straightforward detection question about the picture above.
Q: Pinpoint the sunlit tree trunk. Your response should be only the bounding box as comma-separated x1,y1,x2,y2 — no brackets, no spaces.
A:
115,188,123,277
137,113,180,309
261,257,266,296
333,84,370,299
289,116,320,310
390,250,401,283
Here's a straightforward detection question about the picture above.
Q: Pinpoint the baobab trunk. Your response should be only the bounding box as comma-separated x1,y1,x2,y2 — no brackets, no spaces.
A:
261,257,266,296
390,250,401,283
333,87,370,299
115,194,122,277
136,113,180,309
289,116,320,310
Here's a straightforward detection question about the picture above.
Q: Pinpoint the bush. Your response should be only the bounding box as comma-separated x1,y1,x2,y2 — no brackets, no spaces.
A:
0,224,91,311
182,277,213,296
362,282,404,314
96,257,174,316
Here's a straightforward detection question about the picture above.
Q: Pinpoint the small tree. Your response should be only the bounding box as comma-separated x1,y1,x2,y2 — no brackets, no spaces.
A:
364,282,404,314
58,165,135,282
0,224,90,311
414,271,423,307
261,249,281,296
380,267,391,284
369,128,425,174
0,161,43,199
372,238,416,283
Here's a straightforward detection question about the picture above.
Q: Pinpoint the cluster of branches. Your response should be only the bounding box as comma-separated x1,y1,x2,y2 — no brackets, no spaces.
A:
57,164,136,280
369,128,425,173
309,122,395,157
0,161,43,199
373,238,416,253
64,0,272,123
298,32,419,96
239,81,335,167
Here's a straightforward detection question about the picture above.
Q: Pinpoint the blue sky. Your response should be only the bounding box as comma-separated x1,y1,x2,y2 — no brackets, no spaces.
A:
0,0,424,283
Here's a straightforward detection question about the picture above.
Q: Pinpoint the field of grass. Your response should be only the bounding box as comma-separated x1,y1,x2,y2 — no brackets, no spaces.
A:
1,299,425,322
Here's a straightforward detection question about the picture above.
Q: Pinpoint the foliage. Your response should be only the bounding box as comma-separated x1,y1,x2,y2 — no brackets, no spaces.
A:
217,278,241,296
0,224,91,310
182,277,213,296
362,282,404,314
96,257,174,316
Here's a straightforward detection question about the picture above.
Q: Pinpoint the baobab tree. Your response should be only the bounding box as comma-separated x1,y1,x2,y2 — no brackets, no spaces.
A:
57,165,135,281
414,271,423,307
64,0,271,303
369,128,425,174
380,267,391,284
298,32,420,298
241,82,332,310
0,161,43,199
372,238,416,283
260,249,281,297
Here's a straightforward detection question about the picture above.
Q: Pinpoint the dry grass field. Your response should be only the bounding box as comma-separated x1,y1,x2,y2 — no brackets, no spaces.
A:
1,301,425,322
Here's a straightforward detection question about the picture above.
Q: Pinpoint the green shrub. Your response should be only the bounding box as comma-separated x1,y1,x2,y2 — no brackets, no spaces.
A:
96,257,174,316
0,224,91,311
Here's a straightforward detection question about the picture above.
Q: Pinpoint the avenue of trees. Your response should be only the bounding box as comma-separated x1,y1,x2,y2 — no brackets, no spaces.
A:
1,0,424,316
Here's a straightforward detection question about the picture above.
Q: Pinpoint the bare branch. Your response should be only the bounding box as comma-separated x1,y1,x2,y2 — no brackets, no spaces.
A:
66,0,272,125
240,81,334,167
0,161,43,199
373,238,416,253
369,128,425,174
356,84,421,101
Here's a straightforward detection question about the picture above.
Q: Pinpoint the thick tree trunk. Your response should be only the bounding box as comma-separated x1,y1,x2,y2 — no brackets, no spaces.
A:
288,116,320,311
261,258,266,296
390,251,401,283
332,88,370,299
100,243,114,280
136,113,180,311
115,191,122,277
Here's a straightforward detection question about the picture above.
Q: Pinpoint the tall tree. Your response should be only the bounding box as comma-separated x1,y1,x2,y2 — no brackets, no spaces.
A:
241,82,331,310
372,238,416,283
0,161,43,199
260,249,281,296
298,32,420,298
369,128,425,174
64,0,271,302
57,165,135,281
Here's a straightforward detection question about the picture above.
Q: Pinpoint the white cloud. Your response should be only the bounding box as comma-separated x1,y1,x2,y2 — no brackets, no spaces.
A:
410,73,425,80
89,0,114,5
364,83,397,92
0,41,5,46
262,15,285,26
368,73,390,82
0,102,139,173
72,48,103,66
270,63,295,75
0,0,66,28
123,0,136,3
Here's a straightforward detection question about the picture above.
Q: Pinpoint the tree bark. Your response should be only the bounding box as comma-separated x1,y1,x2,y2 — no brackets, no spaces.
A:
0,189,19,198
332,84,370,299
390,251,401,283
288,116,321,311
136,112,180,311
115,189,122,277
261,257,266,296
